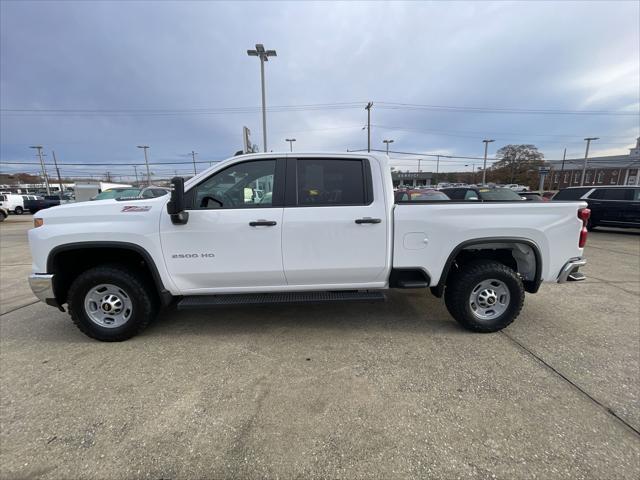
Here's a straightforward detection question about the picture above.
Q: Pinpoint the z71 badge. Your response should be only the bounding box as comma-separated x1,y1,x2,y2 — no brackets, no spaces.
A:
121,206,151,212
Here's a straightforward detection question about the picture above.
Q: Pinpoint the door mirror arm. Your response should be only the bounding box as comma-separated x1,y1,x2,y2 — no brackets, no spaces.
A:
167,177,189,225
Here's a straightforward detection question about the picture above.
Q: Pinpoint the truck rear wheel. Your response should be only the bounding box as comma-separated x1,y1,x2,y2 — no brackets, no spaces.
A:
67,265,157,341
14,206,23,215
444,260,524,333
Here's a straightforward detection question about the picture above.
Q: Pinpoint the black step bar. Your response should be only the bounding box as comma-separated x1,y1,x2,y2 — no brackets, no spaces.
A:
177,290,386,310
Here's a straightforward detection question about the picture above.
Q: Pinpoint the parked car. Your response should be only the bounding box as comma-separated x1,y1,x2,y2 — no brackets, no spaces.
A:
506,184,529,192
395,189,450,202
28,152,590,341
519,192,547,202
0,193,28,214
553,186,640,230
0,206,8,222
24,195,62,214
441,186,525,201
542,191,556,200
92,186,170,201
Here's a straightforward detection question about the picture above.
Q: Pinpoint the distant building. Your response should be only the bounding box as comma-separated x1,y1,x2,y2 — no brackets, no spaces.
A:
548,137,640,188
391,171,434,188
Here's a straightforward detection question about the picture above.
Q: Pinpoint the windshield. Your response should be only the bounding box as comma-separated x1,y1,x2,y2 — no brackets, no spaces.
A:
93,188,140,200
478,188,524,201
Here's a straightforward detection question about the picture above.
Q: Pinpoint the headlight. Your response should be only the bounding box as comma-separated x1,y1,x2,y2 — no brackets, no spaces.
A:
33,218,44,228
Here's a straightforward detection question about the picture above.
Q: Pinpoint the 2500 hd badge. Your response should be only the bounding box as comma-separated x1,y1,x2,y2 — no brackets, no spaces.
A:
172,253,215,259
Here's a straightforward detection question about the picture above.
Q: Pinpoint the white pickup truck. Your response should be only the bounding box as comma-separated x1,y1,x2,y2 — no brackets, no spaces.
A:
28,153,590,341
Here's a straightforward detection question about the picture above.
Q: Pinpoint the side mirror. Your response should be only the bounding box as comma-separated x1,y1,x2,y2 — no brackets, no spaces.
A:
167,177,189,225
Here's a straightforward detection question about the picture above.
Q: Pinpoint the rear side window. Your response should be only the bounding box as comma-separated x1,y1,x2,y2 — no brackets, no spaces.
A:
296,159,366,206
589,188,633,201
553,188,592,200
0,195,5,201
443,189,465,200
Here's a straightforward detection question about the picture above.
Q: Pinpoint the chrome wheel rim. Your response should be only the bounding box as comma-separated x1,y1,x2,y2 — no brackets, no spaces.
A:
84,284,133,328
469,279,510,320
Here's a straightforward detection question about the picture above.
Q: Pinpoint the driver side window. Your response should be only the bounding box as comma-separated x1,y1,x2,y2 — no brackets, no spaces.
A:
192,160,276,209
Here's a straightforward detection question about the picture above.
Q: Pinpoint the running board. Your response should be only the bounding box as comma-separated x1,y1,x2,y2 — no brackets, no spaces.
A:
177,290,386,309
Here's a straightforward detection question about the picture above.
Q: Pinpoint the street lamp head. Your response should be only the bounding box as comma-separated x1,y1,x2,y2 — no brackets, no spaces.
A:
255,44,265,53
483,139,495,144
584,137,599,141
137,145,149,149
247,49,259,56
29,145,43,149
286,138,296,142
383,139,394,144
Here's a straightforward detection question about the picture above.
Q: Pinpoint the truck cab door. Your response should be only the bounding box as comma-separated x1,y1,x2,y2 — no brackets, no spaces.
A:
281,157,389,287
159,158,286,293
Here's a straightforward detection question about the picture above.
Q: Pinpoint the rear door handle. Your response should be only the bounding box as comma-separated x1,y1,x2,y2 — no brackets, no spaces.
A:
249,220,277,227
355,217,382,224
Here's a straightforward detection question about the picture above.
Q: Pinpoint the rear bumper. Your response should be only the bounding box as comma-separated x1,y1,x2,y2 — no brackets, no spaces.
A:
557,258,587,283
28,273,62,309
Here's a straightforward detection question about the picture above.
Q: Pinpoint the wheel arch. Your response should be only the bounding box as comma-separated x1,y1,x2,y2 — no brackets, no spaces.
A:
47,241,172,306
430,237,542,297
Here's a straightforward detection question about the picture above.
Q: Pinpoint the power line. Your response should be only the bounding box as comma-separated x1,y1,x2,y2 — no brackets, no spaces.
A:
376,101,639,116
2,100,637,117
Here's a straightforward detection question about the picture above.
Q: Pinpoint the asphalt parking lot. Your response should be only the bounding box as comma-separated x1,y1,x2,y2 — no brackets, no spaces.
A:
1,214,639,479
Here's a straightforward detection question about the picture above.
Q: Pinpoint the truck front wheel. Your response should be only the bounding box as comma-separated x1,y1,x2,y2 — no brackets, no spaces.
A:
444,260,524,333
67,265,158,341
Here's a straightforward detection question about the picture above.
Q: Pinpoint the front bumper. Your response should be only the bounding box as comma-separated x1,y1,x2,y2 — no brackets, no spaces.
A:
557,258,587,283
28,273,55,302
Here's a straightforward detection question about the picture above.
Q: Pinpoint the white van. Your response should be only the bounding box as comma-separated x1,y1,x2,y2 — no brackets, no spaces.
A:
0,193,27,214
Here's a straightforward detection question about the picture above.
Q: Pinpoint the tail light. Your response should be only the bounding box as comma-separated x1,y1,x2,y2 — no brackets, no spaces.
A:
578,208,590,248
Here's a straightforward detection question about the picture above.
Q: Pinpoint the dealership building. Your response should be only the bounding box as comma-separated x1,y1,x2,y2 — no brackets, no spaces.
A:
391,171,435,188
548,137,640,188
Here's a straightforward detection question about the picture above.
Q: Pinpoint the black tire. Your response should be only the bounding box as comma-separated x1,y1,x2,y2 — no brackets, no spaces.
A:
67,265,158,341
0,212,6,222
14,206,23,215
444,260,524,333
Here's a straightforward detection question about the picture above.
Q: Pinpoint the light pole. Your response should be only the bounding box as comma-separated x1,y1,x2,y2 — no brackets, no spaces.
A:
482,139,495,185
247,44,277,152
580,137,599,186
383,139,394,155
137,145,151,186
465,163,476,183
29,145,50,195
285,138,296,152
133,165,139,186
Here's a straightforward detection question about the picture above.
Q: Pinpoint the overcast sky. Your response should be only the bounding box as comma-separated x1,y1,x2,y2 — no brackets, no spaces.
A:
1,0,639,179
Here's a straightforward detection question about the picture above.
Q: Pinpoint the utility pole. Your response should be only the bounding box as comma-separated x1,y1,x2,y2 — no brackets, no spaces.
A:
482,139,495,186
133,165,139,186
417,158,422,172
285,138,296,152
558,147,566,187
29,145,50,195
580,137,598,186
51,150,65,196
137,145,151,186
247,44,277,152
191,150,198,176
365,102,373,152
435,155,440,185
383,139,394,155
105,171,112,182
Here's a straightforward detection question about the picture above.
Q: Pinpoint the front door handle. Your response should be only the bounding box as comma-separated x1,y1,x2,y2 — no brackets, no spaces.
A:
355,217,382,224
249,220,277,227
